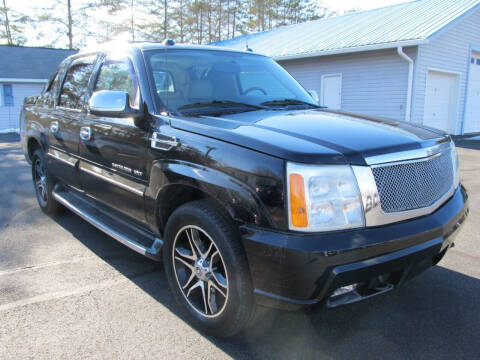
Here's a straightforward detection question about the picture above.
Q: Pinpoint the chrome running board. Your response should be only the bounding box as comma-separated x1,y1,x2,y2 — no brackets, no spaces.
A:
53,189,163,261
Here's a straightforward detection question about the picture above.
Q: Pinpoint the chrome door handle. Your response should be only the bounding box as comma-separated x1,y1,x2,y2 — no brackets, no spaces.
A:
50,121,59,134
80,127,92,141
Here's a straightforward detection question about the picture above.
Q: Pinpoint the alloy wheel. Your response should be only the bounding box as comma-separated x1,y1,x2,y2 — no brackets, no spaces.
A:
172,225,229,318
34,158,48,206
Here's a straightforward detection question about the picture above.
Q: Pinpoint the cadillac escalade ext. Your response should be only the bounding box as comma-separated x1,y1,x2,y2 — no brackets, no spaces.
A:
20,41,469,337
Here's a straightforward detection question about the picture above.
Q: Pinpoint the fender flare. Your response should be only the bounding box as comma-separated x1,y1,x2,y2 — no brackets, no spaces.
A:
145,160,277,230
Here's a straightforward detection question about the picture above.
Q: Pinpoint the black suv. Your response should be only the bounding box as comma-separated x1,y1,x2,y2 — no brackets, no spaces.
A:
20,42,468,337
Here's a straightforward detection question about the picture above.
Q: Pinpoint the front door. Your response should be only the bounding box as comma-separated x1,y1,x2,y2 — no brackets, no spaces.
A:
79,55,149,224
47,56,96,188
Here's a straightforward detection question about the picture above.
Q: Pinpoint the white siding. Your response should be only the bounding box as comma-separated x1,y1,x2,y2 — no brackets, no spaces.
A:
0,82,45,133
412,6,480,134
279,47,416,121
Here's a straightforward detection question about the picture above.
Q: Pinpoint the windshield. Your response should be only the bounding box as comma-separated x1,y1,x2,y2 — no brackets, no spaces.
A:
145,49,318,115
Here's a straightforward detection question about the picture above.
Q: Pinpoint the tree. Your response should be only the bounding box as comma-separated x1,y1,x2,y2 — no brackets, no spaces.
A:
0,0,28,45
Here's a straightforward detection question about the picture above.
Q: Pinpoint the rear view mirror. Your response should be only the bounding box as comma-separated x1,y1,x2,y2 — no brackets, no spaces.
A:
89,90,142,121
308,90,319,104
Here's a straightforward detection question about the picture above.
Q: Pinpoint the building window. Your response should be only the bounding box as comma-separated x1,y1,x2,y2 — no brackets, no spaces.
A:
2,84,14,106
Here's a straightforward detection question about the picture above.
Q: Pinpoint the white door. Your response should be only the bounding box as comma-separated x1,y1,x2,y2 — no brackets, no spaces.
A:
423,70,459,133
464,53,480,133
321,74,342,109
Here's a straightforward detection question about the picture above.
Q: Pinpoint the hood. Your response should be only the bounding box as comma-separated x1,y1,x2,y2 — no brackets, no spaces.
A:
168,109,449,165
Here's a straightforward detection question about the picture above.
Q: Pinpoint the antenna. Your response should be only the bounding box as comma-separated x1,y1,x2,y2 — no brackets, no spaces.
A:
244,40,253,52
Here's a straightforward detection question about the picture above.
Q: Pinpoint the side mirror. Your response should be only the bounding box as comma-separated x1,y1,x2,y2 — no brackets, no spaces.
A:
89,90,143,123
308,90,319,104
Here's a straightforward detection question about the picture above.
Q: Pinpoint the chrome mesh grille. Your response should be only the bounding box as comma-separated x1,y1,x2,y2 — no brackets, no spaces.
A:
372,150,453,213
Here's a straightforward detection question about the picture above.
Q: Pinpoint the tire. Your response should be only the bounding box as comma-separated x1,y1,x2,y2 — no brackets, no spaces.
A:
32,149,62,214
163,200,257,337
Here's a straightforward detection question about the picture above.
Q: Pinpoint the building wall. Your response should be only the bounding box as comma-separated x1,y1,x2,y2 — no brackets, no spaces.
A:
412,6,480,134
279,47,416,121
0,82,45,133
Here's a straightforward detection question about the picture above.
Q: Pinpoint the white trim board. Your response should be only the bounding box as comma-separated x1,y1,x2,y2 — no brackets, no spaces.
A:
0,78,48,83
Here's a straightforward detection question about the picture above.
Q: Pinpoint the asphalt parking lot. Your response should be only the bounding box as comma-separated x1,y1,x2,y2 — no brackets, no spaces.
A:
0,134,479,359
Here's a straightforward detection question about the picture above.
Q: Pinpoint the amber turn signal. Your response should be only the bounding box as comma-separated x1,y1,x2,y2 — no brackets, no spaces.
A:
289,173,308,227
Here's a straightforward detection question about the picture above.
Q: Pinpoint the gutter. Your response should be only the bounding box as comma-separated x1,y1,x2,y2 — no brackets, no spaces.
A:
397,46,414,122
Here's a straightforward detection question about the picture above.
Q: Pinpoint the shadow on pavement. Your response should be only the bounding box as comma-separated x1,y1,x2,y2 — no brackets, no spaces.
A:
452,134,480,150
49,209,480,360
0,133,20,143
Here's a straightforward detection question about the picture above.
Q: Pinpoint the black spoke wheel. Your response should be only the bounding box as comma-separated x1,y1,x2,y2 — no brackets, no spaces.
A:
163,200,260,337
32,149,62,214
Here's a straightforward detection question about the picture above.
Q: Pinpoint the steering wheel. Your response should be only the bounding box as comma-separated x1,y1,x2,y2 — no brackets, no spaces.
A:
242,86,267,95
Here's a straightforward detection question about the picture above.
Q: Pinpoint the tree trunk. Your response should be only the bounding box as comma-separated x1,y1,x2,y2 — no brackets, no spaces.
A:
2,0,12,45
179,0,184,42
164,0,167,39
130,0,135,41
67,0,73,49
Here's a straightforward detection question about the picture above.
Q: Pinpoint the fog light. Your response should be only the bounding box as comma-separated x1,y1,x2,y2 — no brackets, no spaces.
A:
331,283,357,297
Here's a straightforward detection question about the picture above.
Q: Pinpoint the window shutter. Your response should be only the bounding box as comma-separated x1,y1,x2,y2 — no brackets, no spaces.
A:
3,84,14,106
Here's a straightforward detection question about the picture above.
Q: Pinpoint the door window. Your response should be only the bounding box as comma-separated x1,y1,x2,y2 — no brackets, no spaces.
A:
59,61,95,110
38,72,59,107
94,58,139,109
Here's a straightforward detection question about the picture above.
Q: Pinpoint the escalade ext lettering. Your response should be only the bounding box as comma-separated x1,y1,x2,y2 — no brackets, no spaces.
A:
20,42,469,338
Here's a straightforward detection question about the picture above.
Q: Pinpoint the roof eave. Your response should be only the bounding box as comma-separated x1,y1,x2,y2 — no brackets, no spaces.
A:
272,39,429,61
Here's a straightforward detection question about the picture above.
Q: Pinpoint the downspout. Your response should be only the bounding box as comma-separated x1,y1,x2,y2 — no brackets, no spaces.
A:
397,46,414,122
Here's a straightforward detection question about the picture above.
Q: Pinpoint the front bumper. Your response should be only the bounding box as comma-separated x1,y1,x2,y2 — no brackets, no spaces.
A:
241,185,469,310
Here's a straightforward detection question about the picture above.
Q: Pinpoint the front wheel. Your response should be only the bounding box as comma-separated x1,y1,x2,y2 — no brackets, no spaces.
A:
163,200,258,337
32,149,62,214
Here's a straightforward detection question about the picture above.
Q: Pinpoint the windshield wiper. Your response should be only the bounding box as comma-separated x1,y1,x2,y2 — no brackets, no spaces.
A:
261,99,322,108
178,100,266,112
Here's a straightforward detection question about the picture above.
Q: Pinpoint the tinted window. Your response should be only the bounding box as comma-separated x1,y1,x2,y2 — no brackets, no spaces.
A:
59,62,94,110
94,59,139,108
38,73,59,107
145,49,315,114
152,70,175,93
238,71,292,98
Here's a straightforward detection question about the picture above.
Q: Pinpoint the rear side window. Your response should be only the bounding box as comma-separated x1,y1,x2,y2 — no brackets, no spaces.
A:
59,61,94,110
94,58,139,109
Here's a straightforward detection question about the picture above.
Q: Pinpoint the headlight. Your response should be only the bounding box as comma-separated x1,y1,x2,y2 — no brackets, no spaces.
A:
287,163,365,232
451,140,460,187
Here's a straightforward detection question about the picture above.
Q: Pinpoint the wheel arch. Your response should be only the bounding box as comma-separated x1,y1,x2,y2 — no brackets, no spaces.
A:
147,160,276,234
27,136,43,162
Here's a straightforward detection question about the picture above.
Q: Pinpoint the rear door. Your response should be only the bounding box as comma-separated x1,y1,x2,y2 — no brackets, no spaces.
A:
47,56,96,188
79,55,149,224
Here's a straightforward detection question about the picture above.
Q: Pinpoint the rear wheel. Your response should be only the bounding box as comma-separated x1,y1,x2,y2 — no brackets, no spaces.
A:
163,200,257,337
32,149,62,214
